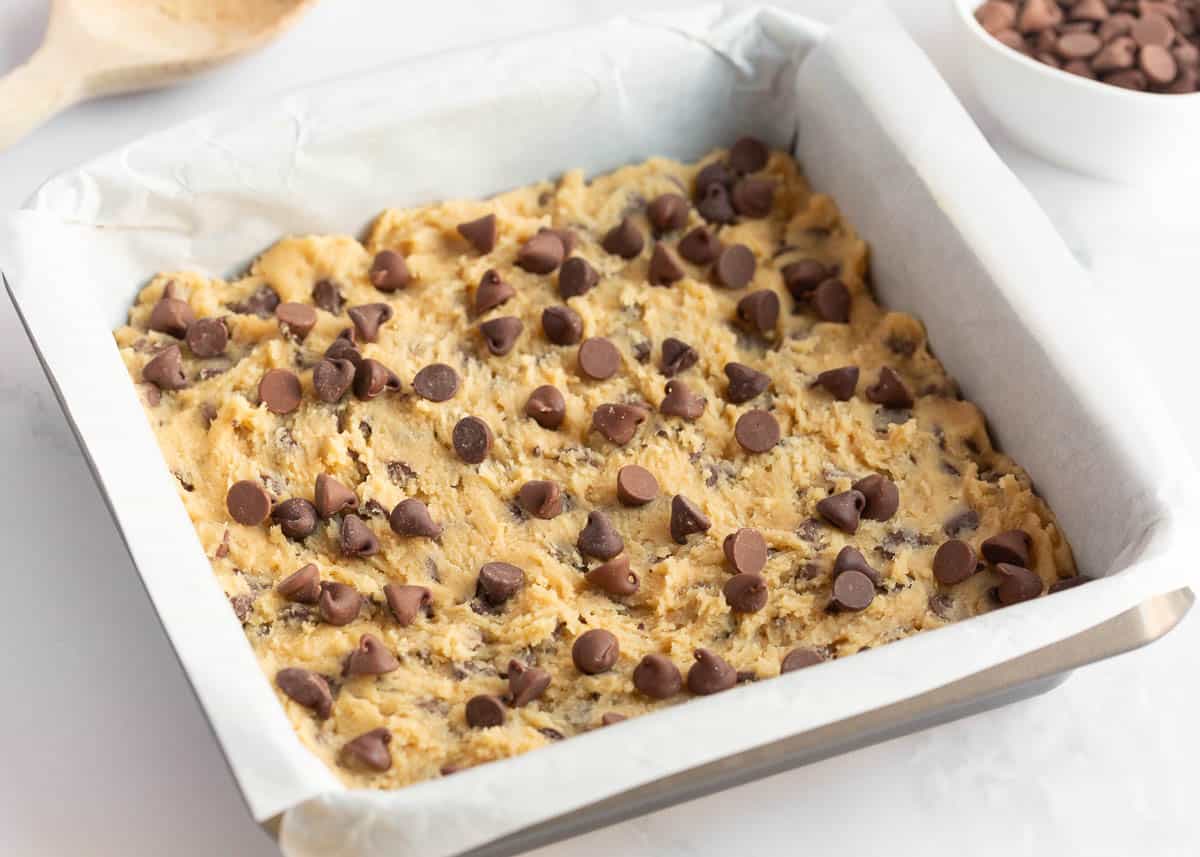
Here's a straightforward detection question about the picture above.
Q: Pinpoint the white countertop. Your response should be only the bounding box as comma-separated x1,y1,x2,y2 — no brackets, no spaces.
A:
1,2,1196,856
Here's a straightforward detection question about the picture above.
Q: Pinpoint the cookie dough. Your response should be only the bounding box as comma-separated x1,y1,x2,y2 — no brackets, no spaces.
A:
115,140,1078,789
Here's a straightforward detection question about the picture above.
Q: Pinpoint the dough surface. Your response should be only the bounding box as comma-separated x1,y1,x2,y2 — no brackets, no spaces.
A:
115,146,1076,788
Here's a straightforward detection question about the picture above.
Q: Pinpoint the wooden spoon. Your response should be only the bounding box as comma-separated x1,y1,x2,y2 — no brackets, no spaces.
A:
0,0,315,150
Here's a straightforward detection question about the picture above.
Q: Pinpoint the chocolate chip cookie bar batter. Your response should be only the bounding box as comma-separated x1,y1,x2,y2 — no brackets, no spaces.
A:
115,138,1079,787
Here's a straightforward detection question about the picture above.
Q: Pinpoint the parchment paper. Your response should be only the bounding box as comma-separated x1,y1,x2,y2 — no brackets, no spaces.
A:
0,4,1194,857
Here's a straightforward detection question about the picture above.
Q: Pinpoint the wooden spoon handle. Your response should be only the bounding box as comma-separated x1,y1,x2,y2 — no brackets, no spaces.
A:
0,42,84,151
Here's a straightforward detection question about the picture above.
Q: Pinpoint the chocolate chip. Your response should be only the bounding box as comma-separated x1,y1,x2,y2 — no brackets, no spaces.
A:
143,345,188,390
389,498,442,538
312,279,344,314
735,409,780,454
865,366,913,409
573,629,619,674
833,545,882,586
258,369,302,414
780,648,824,673
811,279,850,322
1018,0,1062,32
933,539,979,585
226,480,271,525
344,633,400,676
148,298,195,338
981,529,1032,567
410,363,459,402
276,668,332,718
384,583,432,626
724,572,768,613
853,474,899,521
275,302,317,340
457,213,497,253
633,654,682,699
736,290,780,336
473,270,516,316
466,694,506,727
943,508,979,537
648,242,685,285
507,660,551,707
577,337,621,380
314,473,357,518
660,380,705,420
318,581,363,625
230,285,280,318
815,366,859,400
723,528,767,574
518,481,563,519
725,362,770,403
558,256,599,298
817,490,866,534
324,331,362,365
278,564,321,604
578,511,624,560
687,648,737,694
670,495,711,544
781,259,830,299
353,358,402,401
477,561,524,605
369,250,411,291
340,728,392,772
452,416,493,463
592,403,646,445
185,317,228,357
697,183,736,224
713,244,756,288
526,385,567,429
660,337,698,376
1140,43,1178,83
678,226,721,265
1103,68,1148,89
340,514,379,557
647,193,690,233
695,160,735,196
831,569,875,611
348,303,393,343
586,554,639,597
542,305,584,345
995,563,1044,605
616,464,658,506
731,178,775,217
1049,575,1090,593
1131,12,1174,47
517,230,566,274
600,712,627,726
271,498,319,539
729,136,769,173
601,217,645,259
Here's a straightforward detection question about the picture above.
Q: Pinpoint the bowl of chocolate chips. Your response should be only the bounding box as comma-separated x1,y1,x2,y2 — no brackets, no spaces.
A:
953,0,1200,182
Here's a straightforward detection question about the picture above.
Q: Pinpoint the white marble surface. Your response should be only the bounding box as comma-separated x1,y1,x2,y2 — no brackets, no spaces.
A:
1,2,1196,856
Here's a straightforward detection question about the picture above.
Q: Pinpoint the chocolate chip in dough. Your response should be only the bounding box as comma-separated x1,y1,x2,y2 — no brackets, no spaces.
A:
586,555,639,597
348,303,393,343
734,409,781,454
616,464,658,506
344,633,400,676
853,474,899,521
994,563,1044,605
577,337,621,380
981,529,1032,567
723,528,767,574
258,369,302,414
687,648,737,695
600,712,627,726
479,316,524,356
648,242,685,285
384,583,432,626
572,629,619,675
670,495,711,544
724,573,768,613
780,648,824,673
312,278,344,314
542,305,583,345
276,302,317,341
230,285,280,318
592,403,646,445
695,160,735,196
412,363,460,401
277,564,321,604
577,511,624,560
558,256,599,298
314,473,357,518
526,385,566,429
340,728,392,772
815,366,859,401
507,660,551,707
311,359,355,405
389,498,442,538
325,330,362,365
143,345,188,390
729,136,769,173
353,358,402,401
148,298,195,338
781,259,830,299
647,193,690,234
831,569,875,611
817,490,867,534
452,416,493,464
369,250,411,291
276,668,332,718
678,226,721,265
833,545,882,586
933,539,979,585
697,183,736,224
660,380,705,420
725,362,770,403
660,337,698,376
185,317,228,357
474,269,516,315
517,230,566,274
603,217,645,259
633,654,682,699
811,279,851,322
477,562,525,606
518,480,563,519
865,366,914,409
736,290,780,336
271,498,319,539
318,581,363,625
466,694,507,728
713,244,756,289
340,514,379,557
457,213,497,253
226,479,271,525
731,178,775,218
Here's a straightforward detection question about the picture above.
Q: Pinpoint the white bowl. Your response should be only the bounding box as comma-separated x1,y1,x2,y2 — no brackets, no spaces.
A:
952,0,1200,183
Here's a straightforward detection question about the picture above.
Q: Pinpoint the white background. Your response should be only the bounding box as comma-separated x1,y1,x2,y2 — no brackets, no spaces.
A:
1,1,1197,856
